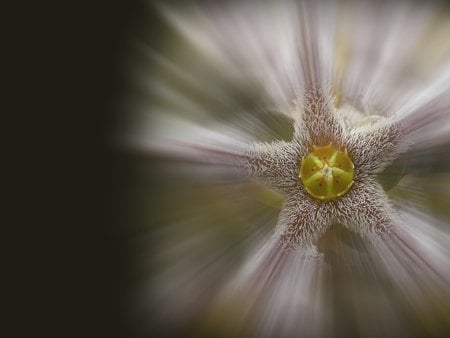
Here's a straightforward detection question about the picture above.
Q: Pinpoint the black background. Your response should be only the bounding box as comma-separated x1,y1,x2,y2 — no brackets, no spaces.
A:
7,1,149,337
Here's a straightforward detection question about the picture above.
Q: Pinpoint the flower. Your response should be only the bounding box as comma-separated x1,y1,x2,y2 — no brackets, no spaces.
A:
241,88,406,256
127,0,450,336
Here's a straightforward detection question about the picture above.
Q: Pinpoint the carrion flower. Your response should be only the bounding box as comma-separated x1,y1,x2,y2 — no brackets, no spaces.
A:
242,88,407,256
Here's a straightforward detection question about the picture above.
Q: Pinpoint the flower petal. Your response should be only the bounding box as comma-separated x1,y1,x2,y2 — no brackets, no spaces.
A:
345,119,406,175
300,89,345,148
241,140,303,194
273,188,332,252
335,179,396,238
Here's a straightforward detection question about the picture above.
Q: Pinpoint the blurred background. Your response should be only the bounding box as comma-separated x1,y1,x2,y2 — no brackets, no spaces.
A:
115,0,450,337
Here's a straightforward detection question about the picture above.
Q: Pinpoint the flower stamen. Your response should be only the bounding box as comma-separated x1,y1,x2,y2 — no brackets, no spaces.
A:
300,142,354,200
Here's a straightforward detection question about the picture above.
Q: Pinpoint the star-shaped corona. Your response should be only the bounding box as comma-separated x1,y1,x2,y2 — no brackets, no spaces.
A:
241,88,406,255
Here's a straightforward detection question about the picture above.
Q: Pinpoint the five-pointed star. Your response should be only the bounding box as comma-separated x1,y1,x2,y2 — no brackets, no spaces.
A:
242,89,406,255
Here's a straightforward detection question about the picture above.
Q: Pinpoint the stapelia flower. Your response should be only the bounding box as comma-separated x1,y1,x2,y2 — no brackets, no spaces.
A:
241,87,407,257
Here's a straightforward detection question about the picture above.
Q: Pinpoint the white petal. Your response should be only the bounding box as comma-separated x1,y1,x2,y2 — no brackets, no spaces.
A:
273,187,332,250
241,140,304,194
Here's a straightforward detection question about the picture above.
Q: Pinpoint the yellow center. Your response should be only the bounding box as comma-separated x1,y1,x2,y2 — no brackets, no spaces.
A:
299,142,354,200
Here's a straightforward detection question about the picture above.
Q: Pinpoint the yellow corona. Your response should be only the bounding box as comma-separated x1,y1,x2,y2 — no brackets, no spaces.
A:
299,142,354,200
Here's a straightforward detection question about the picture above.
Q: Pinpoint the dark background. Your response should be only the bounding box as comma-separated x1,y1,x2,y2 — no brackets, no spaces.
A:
8,1,150,337
54,2,146,337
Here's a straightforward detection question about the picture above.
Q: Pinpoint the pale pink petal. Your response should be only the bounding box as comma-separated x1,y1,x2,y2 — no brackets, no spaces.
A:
273,187,333,252
241,140,304,194
335,179,396,238
345,119,406,175
299,89,345,148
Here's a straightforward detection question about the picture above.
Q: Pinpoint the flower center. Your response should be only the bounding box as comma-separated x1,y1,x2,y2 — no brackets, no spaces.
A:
299,142,354,200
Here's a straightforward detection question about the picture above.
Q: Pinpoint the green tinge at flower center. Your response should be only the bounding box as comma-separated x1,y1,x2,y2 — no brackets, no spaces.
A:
299,142,354,200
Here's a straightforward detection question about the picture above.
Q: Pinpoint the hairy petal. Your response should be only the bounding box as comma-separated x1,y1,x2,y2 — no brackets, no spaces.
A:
336,179,396,239
273,187,332,254
299,88,345,148
345,118,406,175
292,118,313,158
241,140,303,194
